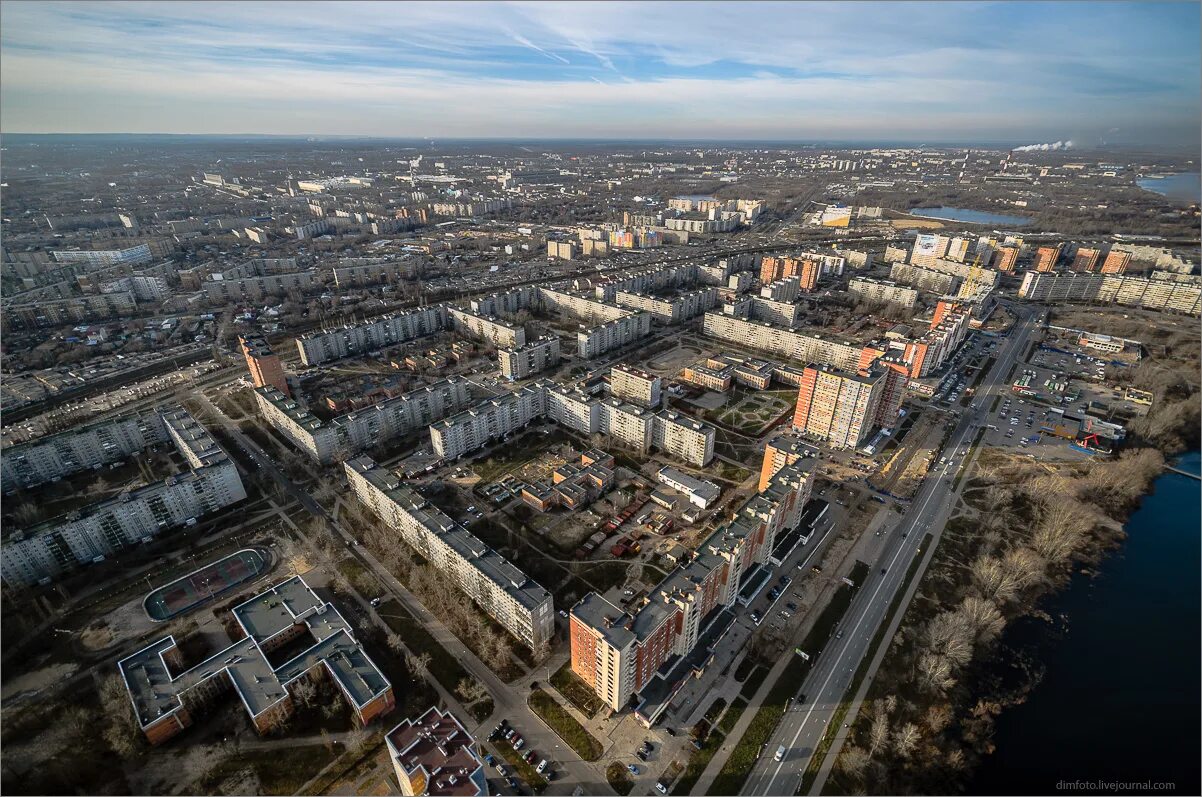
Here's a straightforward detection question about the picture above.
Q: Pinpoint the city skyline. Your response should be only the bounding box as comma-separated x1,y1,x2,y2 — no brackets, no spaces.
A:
1,1,1199,147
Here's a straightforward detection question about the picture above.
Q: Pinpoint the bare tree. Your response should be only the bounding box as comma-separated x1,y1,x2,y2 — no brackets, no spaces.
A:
406,651,433,681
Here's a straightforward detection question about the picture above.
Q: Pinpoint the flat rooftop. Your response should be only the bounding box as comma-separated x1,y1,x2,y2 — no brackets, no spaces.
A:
119,576,390,730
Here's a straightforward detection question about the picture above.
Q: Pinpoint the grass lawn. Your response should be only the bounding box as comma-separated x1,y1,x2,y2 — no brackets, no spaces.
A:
737,665,766,701
607,762,635,796
528,689,604,761
550,661,604,718
671,730,726,795
376,600,476,694
717,697,748,735
336,557,382,597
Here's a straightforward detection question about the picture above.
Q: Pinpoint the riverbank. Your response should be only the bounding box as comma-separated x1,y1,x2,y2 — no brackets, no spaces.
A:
969,451,1200,794
827,443,1181,795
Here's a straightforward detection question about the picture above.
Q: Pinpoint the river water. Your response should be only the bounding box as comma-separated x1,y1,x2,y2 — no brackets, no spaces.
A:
970,451,1201,794
909,206,1032,227
1137,172,1201,203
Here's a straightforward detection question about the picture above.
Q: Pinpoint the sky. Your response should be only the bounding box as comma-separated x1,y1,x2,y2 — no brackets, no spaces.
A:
1,1,1198,147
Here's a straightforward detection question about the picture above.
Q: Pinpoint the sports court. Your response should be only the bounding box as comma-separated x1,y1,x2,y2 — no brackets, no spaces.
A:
143,548,269,622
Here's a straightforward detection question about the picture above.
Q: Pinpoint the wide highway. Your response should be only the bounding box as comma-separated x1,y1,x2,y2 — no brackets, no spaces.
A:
742,307,1035,796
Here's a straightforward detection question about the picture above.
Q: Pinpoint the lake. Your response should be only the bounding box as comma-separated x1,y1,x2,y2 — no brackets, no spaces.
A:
1137,172,1201,203
908,206,1032,227
971,451,1202,795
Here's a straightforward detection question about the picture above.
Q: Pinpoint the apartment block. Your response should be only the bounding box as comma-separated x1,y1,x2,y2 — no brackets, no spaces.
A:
447,308,525,349
910,233,952,268
471,286,537,318
296,306,448,365
749,296,800,327
2,292,138,331
429,385,548,460
345,457,554,648
570,460,813,716
1,410,169,492
256,377,471,464
2,407,247,587
576,313,652,359
1018,272,1201,316
760,255,820,291
613,287,718,324
993,245,1020,273
759,276,801,303
202,271,315,303
1034,244,1062,272
792,366,886,449
120,577,393,745
758,434,816,492
701,313,863,371
652,411,715,467
610,363,663,409
52,243,153,267
547,240,578,260
848,277,918,311
888,262,962,295
1100,249,1132,275
431,382,712,467
1071,246,1103,272
332,258,421,289
239,335,289,396
386,707,487,797
499,336,561,380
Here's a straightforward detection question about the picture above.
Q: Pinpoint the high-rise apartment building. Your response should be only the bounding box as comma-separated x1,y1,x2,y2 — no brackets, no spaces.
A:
791,366,885,449
385,708,486,797
239,334,289,396
569,460,813,719
1100,249,1132,274
757,434,816,492
910,234,952,268
993,245,1020,273
499,336,561,380
610,363,663,409
1034,244,1062,272
1071,246,1102,272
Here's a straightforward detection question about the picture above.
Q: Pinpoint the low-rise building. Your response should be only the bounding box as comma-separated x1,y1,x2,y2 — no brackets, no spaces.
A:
119,576,393,745
656,466,720,509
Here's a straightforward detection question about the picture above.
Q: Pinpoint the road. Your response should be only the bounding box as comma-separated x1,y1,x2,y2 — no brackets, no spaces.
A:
741,308,1035,796
195,393,611,796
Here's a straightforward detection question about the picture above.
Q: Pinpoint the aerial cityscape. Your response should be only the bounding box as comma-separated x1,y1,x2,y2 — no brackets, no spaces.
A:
0,2,1198,796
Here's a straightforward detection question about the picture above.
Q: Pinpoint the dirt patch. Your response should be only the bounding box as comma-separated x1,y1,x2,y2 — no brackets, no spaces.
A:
0,662,78,701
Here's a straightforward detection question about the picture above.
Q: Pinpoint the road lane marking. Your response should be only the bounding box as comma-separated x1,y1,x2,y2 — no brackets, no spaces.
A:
756,318,1030,795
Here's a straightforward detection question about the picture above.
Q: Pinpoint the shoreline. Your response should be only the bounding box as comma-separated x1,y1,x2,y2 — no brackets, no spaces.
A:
829,437,1190,795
